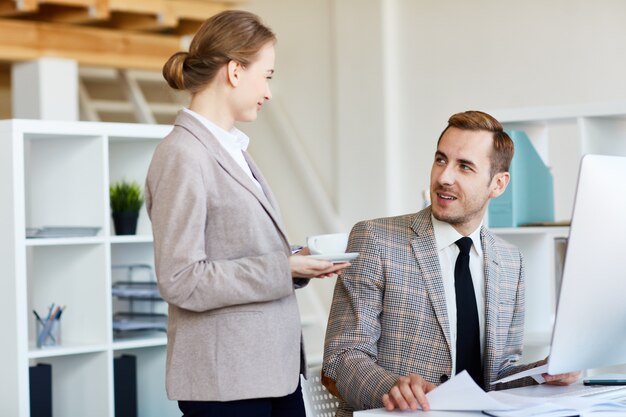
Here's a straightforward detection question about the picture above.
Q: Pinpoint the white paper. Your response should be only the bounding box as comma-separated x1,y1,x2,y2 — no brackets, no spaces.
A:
354,371,626,417
484,391,626,417
491,364,549,385
427,371,512,410
355,371,513,416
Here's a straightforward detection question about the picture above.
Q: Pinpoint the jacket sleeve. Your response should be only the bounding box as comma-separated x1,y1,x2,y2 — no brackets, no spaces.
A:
322,221,400,411
492,252,543,390
146,140,293,313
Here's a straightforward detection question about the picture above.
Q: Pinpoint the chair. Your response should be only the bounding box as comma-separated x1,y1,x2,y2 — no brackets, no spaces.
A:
301,366,340,417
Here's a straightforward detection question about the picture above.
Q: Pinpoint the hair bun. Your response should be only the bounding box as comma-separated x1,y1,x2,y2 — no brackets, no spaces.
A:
162,51,189,90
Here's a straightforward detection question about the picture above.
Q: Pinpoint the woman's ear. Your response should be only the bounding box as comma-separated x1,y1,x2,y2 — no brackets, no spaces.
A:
227,60,240,87
489,172,510,199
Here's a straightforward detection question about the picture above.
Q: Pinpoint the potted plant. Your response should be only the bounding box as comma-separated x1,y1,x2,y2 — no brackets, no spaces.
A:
110,180,144,235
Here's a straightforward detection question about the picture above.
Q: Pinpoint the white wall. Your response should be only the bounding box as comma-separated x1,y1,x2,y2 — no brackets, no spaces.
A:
244,0,626,237
396,0,626,212
242,0,339,245
243,0,401,244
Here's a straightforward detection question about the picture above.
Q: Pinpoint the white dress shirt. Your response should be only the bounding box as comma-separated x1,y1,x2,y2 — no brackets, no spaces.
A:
431,215,485,375
183,108,262,191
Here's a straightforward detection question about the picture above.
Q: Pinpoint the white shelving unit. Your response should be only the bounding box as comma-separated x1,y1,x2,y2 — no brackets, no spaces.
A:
0,119,178,417
489,103,626,362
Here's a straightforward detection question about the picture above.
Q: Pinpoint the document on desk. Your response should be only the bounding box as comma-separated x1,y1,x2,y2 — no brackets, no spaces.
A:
485,391,626,417
355,371,513,416
426,371,511,410
491,364,548,385
354,370,626,416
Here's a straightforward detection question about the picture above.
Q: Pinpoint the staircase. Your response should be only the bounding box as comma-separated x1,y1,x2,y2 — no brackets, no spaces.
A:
78,66,187,124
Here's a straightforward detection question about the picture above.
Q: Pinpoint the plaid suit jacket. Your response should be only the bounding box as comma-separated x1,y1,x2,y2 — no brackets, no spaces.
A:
322,207,542,416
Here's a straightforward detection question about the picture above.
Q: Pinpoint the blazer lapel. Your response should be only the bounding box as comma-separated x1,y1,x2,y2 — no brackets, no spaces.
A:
409,209,453,358
173,112,290,248
243,151,289,246
481,227,501,384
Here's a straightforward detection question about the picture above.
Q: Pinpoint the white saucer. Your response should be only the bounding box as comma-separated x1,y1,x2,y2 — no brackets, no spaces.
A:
306,252,359,263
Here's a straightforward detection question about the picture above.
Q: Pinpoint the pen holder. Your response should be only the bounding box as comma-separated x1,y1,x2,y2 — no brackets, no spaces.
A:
36,319,61,348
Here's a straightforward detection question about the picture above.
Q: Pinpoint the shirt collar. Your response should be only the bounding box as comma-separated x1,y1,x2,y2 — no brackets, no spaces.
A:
183,108,250,152
431,214,483,256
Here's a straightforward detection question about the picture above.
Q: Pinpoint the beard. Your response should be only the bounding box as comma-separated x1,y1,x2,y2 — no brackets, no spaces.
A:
430,189,489,228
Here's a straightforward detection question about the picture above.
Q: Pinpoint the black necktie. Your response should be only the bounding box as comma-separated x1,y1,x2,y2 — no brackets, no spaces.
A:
454,237,483,387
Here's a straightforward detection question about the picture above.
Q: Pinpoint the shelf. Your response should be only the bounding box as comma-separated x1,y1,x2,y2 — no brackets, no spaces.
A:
25,236,105,246
112,335,167,351
486,103,626,364
28,343,108,359
110,235,153,244
24,133,106,231
32,352,111,417
493,102,626,123
490,226,569,237
1,119,175,417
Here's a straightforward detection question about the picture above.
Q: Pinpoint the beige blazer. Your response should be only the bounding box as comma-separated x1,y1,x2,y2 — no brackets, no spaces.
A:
146,111,304,401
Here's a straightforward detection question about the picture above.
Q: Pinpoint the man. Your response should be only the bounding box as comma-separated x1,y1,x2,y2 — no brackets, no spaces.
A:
322,111,578,416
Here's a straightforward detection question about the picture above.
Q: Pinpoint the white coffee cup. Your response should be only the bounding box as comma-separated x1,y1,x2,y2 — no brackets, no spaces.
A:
307,233,349,255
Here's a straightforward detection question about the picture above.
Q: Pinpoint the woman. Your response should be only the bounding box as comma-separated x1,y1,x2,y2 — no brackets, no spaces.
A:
145,10,347,417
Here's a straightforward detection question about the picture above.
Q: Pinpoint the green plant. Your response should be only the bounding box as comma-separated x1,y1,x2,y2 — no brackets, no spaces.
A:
110,180,144,213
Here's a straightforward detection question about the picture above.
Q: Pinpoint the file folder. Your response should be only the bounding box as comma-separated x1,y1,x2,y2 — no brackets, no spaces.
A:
114,354,138,417
488,131,554,227
29,363,52,417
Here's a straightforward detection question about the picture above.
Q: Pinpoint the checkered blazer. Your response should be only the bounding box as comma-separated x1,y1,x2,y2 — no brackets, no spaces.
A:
322,207,542,416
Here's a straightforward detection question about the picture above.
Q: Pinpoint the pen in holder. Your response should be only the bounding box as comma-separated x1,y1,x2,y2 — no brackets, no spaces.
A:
34,305,64,348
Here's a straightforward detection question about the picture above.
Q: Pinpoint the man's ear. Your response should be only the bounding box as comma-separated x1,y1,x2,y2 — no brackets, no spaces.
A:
489,172,510,199
227,60,240,87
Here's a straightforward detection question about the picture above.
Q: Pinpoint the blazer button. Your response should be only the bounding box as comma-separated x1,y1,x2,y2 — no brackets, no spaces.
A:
440,374,449,383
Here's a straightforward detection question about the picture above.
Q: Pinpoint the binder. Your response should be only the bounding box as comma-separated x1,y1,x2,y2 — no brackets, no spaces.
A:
114,354,138,417
488,131,555,227
29,363,52,417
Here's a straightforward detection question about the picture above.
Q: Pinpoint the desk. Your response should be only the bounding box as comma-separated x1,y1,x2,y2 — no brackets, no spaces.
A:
354,382,626,416
355,410,483,416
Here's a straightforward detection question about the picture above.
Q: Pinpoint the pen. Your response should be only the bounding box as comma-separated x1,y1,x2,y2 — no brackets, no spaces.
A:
46,303,55,320
35,309,57,345
49,306,60,322
33,310,44,325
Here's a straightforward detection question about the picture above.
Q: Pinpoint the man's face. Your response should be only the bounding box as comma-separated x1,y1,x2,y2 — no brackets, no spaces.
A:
430,127,509,235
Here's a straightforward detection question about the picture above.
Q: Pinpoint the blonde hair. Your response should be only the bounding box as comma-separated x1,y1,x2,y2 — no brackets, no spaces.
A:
163,10,276,93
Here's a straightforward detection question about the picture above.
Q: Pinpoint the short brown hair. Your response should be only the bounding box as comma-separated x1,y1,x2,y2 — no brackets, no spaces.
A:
162,10,276,93
437,110,514,178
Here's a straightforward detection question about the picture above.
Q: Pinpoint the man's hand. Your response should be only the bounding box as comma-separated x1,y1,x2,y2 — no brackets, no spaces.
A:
543,371,581,386
538,357,581,385
382,374,436,412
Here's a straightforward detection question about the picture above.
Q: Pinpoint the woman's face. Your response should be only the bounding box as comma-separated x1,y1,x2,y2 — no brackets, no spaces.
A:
232,42,275,123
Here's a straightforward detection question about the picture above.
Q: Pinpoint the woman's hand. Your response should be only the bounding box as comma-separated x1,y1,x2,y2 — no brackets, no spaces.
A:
289,247,350,278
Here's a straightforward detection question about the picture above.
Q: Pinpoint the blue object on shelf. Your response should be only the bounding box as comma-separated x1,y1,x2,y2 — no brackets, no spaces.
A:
488,130,555,227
